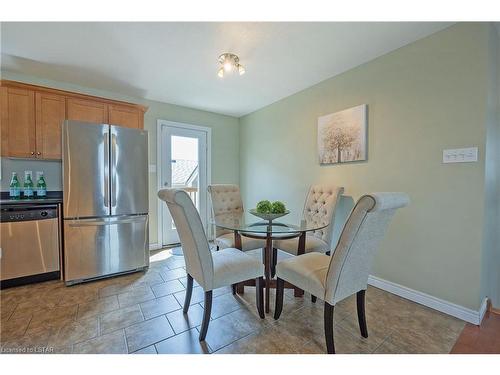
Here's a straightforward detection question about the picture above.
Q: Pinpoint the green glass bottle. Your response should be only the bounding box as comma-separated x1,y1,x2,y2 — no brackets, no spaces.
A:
36,171,47,199
23,171,34,199
9,172,21,200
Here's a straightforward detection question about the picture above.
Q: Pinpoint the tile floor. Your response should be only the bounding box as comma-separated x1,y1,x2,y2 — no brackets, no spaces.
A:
1,249,466,354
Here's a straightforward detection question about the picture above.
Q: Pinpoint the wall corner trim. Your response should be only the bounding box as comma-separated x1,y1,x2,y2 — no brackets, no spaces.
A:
368,275,488,325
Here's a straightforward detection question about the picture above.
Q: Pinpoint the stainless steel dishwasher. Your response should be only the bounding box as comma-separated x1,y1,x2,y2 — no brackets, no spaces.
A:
0,204,61,287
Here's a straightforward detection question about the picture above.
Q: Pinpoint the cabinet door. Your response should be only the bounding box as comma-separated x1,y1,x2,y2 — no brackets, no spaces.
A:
35,92,66,160
67,98,108,124
0,87,36,158
108,104,143,129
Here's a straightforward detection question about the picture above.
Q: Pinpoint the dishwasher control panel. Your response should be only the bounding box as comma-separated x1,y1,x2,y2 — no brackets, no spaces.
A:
1,206,58,223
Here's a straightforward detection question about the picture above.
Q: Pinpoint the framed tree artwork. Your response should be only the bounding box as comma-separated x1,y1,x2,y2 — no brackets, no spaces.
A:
318,104,368,164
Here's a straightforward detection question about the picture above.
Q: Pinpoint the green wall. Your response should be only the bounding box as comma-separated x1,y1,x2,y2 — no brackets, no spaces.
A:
0,71,240,245
239,23,492,310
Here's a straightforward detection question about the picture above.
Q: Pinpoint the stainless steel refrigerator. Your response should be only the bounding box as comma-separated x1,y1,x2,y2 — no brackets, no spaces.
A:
62,120,149,285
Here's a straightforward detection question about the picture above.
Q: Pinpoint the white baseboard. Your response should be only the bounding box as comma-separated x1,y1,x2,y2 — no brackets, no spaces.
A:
368,275,488,325
149,243,162,251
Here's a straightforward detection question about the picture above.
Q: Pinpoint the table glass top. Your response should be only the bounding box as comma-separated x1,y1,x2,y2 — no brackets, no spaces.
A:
212,213,327,234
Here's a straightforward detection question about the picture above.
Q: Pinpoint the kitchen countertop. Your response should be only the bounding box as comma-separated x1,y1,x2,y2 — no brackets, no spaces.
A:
0,191,63,206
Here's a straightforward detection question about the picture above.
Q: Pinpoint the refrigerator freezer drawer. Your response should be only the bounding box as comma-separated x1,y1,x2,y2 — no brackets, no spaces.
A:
1,218,60,281
64,215,149,284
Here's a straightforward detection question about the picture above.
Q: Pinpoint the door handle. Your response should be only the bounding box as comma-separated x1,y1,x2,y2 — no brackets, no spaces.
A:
67,216,147,227
103,132,109,207
111,133,117,208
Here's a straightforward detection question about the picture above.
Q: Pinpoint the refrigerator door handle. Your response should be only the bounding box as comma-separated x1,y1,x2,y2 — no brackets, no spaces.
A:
111,132,117,209
103,131,110,208
67,215,147,227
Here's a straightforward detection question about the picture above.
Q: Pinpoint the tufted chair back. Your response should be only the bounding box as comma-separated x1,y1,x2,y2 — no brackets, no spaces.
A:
158,188,215,290
208,184,245,237
324,193,409,304
302,185,344,246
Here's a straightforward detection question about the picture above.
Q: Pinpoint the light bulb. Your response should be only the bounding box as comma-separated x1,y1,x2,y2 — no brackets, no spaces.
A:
238,64,245,75
223,61,233,72
217,67,224,78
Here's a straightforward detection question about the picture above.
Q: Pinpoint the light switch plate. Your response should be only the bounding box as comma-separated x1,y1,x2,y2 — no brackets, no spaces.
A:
443,147,478,163
149,164,157,173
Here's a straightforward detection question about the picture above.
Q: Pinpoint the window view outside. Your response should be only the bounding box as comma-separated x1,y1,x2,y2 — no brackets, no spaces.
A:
170,136,200,228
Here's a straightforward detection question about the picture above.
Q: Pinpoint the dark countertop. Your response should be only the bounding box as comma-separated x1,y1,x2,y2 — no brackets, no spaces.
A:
0,191,63,207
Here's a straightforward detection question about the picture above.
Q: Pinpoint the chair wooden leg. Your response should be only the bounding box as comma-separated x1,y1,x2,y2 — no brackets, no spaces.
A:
231,284,237,295
311,295,317,303
357,290,368,338
199,290,213,341
274,278,285,320
271,248,278,278
216,245,220,251
324,302,336,354
256,277,265,318
183,274,193,313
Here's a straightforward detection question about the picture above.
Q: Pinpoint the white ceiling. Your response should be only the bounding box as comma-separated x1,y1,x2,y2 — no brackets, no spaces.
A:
1,22,452,117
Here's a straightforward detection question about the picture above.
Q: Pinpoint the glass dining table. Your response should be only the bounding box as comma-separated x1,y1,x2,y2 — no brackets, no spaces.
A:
212,213,328,313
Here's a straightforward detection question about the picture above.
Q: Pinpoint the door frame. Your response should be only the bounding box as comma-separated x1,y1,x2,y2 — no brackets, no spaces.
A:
156,119,212,246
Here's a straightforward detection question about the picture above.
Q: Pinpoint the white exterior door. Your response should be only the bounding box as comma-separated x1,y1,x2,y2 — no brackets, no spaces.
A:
159,122,209,246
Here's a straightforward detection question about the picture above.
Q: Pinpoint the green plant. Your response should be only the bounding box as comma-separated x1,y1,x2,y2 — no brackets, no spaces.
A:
256,200,272,213
271,201,286,214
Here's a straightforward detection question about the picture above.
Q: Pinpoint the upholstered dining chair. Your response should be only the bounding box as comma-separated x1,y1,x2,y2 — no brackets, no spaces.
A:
274,192,409,354
208,184,266,251
274,184,344,256
273,185,344,278
158,188,265,341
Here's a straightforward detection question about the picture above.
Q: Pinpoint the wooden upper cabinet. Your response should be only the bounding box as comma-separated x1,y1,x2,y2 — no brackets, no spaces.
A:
108,104,143,129
35,92,66,160
0,87,36,158
67,98,108,124
1,81,147,159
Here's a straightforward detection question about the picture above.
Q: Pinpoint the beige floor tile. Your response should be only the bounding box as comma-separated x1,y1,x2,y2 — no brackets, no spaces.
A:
77,295,120,320
1,315,32,341
133,345,157,354
337,309,394,351
99,304,144,335
374,327,455,354
210,293,246,319
47,316,98,348
151,280,185,298
0,260,470,356
178,276,200,288
173,286,205,306
200,308,267,352
160,268,187,282
117,286,156,308
98,279,138,298
215,325,311,354
125,315,175,353
156,328,210,354
26,305,78,330
57,288,98,307
0,302,16,322
140,295,181,320
167,304,205,334
73,329,127,354
164,258,185,270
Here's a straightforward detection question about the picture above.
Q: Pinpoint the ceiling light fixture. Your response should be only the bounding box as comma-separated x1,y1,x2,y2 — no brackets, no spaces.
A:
217,53,245,78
